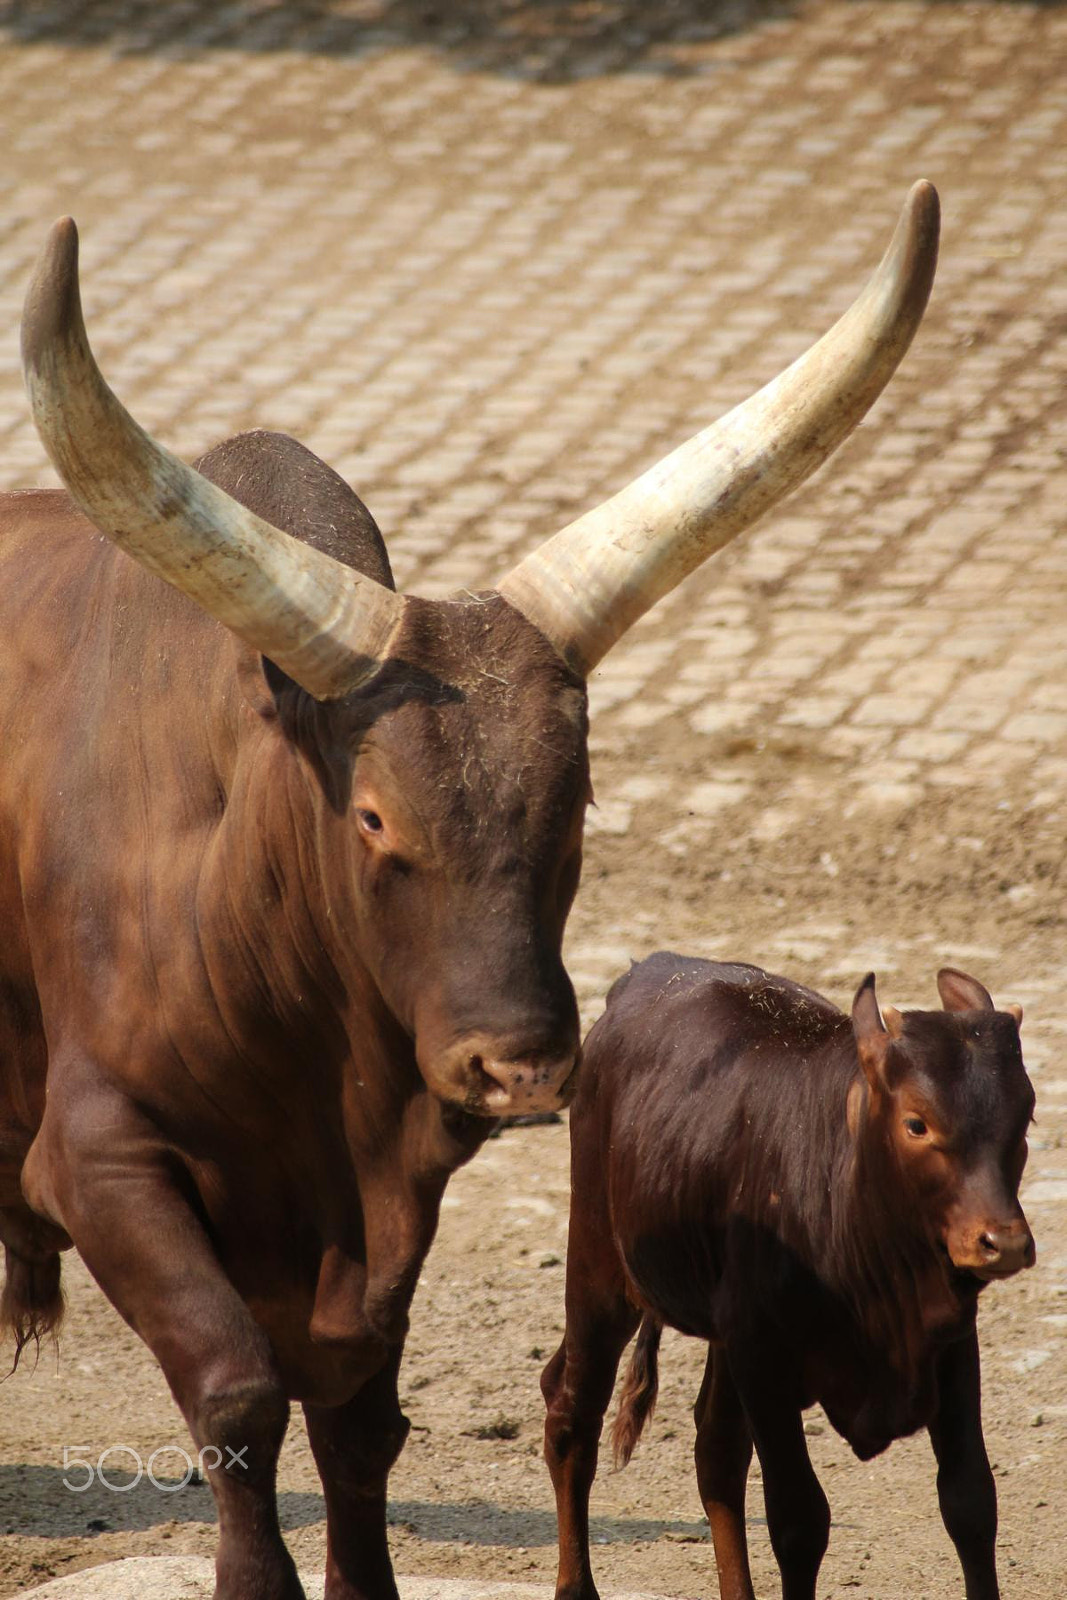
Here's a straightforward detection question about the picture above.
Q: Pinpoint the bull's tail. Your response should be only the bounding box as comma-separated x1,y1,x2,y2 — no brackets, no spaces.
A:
612,1312,663,1469
1,1245,64,1373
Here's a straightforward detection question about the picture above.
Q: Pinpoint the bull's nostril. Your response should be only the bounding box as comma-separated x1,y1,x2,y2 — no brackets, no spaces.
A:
979,1232,999,1256
468,1054,506,1096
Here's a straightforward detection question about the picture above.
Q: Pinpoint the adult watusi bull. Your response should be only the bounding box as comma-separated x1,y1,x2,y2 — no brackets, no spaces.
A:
0,184,938,1599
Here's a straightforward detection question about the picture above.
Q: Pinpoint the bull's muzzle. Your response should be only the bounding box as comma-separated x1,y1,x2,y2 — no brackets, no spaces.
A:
426,1033,580,1118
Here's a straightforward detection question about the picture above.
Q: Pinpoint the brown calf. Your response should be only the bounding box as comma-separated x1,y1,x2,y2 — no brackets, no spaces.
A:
543,955,1035,1600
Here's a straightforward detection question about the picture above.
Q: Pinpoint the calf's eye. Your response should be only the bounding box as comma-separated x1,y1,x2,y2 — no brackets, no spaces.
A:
904,1116,928,1139
357,808,384,835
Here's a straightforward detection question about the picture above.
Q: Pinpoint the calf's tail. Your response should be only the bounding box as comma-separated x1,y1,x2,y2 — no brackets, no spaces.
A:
612,1312,662,1468
1,1245,64,1372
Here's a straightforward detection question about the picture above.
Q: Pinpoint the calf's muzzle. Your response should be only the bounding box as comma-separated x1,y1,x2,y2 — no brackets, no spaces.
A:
973,1218,1036,1279
949,1210,1035,1280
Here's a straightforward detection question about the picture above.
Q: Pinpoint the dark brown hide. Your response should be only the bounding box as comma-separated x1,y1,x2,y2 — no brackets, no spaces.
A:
0,431,588,1599
544,955,1034,1600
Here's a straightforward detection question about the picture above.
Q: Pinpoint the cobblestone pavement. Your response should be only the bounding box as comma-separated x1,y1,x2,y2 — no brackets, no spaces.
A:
0,2,1065,1597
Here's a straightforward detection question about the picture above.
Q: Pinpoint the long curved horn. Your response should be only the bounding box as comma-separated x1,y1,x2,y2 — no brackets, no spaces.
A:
21,218,403,701
497,181,940,676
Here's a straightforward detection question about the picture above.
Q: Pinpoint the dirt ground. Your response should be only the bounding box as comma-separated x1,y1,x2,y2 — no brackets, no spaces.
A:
0,0,1066,1596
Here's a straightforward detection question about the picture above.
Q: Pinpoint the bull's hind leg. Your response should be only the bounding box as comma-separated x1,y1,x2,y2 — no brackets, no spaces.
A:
694,1345,756,1600
542,1193,639,1600
303,1347,408,1600
24,1089,302,1600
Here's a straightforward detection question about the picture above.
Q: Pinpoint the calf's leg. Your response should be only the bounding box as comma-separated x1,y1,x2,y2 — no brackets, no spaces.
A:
24,1092,301,1600
694,1345,756,1600
303,1347,408,1600
928,1328,1000,1600
728,1345,829,1600
542,1243,639,1600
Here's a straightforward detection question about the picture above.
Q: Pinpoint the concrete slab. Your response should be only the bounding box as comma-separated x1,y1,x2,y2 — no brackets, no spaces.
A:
16,1556,663,1599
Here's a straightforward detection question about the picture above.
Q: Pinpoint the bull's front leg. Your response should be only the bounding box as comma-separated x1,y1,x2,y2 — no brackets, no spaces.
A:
928,1327,1000,1600
22,1080,303,1600
303,1130,451,1600
303,1347,408,1600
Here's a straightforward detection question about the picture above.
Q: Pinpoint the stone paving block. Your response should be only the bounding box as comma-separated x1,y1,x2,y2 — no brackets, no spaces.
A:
778,694,854,730
1000,712,1067,745
850,693,934,729
892,728,971,764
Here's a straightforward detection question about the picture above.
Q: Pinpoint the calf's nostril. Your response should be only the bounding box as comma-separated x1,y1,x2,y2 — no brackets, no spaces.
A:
979,1231,999,1257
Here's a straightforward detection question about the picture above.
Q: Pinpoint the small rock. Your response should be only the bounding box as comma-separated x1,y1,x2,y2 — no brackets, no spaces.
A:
464,1415,520,1441
803,1421,824,1436
1030,1411,1044,1427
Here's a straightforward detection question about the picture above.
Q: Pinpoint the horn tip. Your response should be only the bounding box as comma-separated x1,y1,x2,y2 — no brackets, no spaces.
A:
906,178,940,234
22,216,83,375
879,179,939,325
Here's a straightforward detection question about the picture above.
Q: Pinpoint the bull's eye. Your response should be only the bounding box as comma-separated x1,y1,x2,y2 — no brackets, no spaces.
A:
356,808,384,835
904,1116,928,1139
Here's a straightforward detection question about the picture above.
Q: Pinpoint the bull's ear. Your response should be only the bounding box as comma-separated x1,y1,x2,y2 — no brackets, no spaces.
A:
235,641,283,718
852,973,890,1089
937,968,995,1014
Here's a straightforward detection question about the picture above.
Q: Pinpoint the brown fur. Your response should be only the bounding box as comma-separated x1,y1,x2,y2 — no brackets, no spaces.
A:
611,1311,661,1468
544,954,1036,1600
0,429,591,1599
0,1247,63,1372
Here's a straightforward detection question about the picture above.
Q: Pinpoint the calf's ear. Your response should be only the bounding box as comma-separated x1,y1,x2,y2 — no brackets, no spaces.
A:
852,973,890,1089
937,968,995,1014
882,1005,904,1038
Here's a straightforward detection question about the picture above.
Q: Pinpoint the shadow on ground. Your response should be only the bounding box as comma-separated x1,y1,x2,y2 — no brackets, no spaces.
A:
0,0,794,82
0,1465,296,1538
0,1467,732,1546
